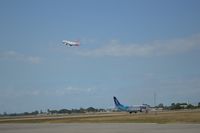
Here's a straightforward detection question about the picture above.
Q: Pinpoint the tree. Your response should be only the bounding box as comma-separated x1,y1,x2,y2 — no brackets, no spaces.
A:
170,103,176,110
24,112,29,115
49,110,58,114
170,103,182,110
79,108,85,113
87,107,97,112
3,112,7,116
58,109,71,114
157,103,164,108
40,110,43,114
187,104,195,109
31,110,39,115
47,109,50,114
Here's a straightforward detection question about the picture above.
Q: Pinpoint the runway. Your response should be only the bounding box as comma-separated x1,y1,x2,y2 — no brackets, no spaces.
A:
0,123,200,133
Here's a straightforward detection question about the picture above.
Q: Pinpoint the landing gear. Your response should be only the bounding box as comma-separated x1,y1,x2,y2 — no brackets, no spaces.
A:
129,111,137,114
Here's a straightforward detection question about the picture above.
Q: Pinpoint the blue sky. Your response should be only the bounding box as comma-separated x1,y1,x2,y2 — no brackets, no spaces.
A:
0,0,200,113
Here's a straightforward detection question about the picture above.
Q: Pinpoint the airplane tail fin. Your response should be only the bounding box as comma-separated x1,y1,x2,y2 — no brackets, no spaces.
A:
113,96,122,107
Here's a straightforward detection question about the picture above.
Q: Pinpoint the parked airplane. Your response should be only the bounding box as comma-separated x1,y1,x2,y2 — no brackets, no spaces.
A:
113,96,150,114
62,40,80,46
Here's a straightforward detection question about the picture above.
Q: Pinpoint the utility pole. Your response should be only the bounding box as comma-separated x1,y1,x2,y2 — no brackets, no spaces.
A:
154,92,157,115
154,92,157,107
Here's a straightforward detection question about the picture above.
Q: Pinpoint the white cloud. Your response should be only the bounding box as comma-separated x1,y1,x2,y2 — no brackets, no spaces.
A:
0,89,41,97
0,50,41,64
77,34,200,57
0,86,96,98
54,86,96,96
27,56,41,64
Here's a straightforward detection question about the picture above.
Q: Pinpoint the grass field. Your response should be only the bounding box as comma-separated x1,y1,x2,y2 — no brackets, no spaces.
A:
0,110,200,124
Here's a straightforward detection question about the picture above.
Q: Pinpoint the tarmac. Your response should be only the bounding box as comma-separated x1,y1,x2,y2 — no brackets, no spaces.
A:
0,123,200,133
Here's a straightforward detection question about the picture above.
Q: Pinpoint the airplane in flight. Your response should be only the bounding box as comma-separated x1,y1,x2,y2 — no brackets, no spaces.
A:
62,40,80,46
113,96,150,114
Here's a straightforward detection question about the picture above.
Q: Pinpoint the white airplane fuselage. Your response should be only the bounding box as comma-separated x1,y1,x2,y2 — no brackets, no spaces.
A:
62,40,80,46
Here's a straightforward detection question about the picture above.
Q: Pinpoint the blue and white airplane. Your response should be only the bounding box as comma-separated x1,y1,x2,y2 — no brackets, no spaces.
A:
113,96,150,114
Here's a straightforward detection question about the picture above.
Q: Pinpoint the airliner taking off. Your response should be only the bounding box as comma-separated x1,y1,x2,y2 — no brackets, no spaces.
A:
113,96,150,114
62,40,80,46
